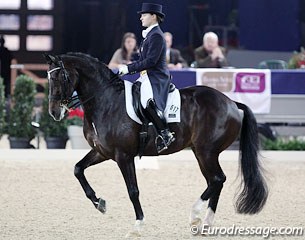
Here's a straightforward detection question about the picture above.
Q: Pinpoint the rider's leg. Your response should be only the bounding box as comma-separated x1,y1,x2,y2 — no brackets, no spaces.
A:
145,98,175,153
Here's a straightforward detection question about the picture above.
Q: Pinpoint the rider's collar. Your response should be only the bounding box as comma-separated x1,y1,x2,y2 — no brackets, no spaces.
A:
142,23,159,38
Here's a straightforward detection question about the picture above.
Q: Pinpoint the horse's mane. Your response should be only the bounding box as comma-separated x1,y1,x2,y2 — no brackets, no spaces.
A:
64,52,124,91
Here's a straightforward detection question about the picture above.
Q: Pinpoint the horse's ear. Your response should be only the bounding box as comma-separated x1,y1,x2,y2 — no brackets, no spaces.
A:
43,53,56,64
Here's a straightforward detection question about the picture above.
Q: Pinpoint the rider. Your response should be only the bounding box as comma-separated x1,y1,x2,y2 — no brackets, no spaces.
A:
119,3,175,153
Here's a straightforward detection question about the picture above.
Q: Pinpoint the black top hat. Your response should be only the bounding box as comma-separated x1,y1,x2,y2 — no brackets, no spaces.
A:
137,3,165,18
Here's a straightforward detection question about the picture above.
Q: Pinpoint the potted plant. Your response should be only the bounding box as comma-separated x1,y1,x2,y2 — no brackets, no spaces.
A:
0,77,6,139
66,107,90,149
288,47,305,69
39,86,68,148
8,75,36,148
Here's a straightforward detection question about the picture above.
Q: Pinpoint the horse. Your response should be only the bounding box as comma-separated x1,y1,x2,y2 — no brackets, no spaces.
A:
44,52,268,237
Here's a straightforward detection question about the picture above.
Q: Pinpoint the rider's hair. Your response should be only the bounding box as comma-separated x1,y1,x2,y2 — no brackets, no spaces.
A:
157,15,164,24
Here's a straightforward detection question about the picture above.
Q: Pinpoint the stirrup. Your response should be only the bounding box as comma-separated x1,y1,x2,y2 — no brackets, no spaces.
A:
155,132,175,153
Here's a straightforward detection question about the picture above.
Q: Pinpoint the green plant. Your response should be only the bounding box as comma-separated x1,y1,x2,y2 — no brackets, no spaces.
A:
0,77,7,138
288,47,305,69
8,75,36,139
0,77,6,138
39,85,68,138
262,138,305,150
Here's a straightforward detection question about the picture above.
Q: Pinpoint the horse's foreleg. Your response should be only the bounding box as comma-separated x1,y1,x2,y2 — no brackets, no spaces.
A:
117,156,144,238
74,149,108,213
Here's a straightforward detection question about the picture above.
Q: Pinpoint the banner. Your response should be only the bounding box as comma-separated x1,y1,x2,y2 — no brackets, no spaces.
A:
196,68,271,113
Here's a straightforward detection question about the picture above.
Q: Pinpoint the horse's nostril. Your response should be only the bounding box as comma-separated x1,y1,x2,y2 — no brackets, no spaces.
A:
50,110,55,117
49,109,58,120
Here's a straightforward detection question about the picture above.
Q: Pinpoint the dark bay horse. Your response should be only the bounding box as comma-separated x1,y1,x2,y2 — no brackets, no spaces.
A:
45,53,268,237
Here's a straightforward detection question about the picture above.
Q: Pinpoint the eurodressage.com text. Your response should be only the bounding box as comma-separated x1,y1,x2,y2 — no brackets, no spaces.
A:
190,224,304,238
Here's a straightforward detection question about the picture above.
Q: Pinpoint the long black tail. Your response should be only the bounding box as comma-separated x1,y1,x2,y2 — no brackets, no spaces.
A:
235,102,268,214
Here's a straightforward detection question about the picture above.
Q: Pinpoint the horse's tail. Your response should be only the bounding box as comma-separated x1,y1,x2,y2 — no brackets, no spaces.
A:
235,101,268,214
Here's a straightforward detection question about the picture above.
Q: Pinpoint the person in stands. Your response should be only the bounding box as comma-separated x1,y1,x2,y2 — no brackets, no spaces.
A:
0,35,13,97
164,32,188,69
194,32,228,68
108,32,138,70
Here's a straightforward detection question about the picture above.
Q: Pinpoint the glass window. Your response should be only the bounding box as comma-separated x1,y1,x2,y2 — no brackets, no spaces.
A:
27,0,53,10
0,14,20,30
27,15,53,31
0,0,20,9
3,35,20,51
26,35,52,51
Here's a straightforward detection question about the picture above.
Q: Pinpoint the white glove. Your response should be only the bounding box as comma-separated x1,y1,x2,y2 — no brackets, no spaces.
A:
118,65,129,75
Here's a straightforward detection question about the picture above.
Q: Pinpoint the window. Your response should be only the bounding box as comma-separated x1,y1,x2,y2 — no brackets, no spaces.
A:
0,0,61,59
0,14,20,30
27,15,53,31
27,0,53,10
3,35,20,51
26,35,52,51
0,0,20,9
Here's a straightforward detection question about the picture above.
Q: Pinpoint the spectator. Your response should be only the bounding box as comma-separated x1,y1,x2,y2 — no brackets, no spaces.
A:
193,32,228,68
108,32,138,69
164,32,188,69
0,35,13,97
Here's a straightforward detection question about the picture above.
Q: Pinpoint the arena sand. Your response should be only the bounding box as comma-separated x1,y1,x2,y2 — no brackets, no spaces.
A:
0,150,304,240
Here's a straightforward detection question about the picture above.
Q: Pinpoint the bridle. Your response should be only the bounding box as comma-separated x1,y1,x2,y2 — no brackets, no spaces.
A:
47,60,73,106
47,60,90,110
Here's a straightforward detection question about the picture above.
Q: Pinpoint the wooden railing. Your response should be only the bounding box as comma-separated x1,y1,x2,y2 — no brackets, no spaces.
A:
10,59,48,96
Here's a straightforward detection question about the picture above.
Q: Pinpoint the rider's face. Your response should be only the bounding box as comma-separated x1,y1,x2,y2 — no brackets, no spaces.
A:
140,13,157,27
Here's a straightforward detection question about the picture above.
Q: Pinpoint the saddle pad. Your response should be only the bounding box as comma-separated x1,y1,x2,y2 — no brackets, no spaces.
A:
124,80,181,124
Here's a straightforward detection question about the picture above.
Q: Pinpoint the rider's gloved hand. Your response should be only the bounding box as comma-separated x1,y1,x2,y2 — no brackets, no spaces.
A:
118,65,129,76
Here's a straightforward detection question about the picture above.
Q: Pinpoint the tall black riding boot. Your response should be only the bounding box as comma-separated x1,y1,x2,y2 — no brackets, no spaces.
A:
145,99,175,153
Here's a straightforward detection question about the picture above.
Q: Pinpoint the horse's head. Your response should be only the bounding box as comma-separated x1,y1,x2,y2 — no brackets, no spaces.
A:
44,54,78,121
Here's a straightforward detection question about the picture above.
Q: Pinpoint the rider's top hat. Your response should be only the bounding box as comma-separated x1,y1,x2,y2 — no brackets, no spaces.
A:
137,3,165,18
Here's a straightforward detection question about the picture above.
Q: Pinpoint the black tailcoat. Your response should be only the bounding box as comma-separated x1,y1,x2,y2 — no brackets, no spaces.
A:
128,26,170,111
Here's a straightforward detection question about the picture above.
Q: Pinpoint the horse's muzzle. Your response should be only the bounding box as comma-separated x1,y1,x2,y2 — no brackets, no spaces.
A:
49,104,66,121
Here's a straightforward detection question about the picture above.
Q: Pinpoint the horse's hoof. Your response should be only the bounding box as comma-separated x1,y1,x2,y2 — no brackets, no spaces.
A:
125,229,141,238
125,219,144,238
190,218,202,236
97,198,106,213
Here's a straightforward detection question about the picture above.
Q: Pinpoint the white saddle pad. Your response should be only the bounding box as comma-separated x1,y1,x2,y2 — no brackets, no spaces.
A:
124,80,181,124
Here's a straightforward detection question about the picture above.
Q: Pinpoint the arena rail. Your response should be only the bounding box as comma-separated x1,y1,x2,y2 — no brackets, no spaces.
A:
10,59,48,96
9,63,305,137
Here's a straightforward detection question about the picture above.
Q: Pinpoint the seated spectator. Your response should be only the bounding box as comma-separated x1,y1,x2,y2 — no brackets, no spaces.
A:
193,32,228,68
164,32,188,69
108,32,138,69
0,35,12,97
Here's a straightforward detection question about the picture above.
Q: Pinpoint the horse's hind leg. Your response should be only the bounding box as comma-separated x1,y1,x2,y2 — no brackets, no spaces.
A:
74,149,109,213
190,149,226,231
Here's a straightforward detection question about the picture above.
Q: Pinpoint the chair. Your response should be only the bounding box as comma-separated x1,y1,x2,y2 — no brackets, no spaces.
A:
258,59,288,69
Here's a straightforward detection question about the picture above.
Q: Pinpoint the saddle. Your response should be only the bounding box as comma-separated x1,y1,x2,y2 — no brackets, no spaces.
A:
132,82,176,158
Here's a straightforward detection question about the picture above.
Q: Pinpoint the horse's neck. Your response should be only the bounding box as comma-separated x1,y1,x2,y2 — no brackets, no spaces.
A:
75,68,124,121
